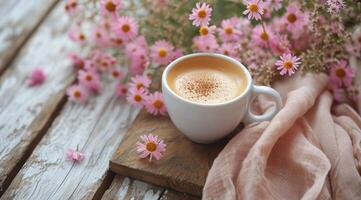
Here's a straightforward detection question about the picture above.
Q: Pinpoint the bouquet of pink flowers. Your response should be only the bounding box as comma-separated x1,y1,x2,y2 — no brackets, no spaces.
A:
64,0,361,115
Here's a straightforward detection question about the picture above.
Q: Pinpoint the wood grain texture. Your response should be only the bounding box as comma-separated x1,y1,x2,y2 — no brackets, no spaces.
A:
0,0,59,73
102,176,163,200
160,190,200,200
1,76,141,199
110,110,234,196
0,2,76,195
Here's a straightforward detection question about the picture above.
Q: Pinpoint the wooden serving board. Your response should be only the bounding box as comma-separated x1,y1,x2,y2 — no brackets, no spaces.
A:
110,110,243,196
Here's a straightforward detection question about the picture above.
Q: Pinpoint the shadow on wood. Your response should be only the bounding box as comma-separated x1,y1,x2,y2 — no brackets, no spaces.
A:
110,110,243,196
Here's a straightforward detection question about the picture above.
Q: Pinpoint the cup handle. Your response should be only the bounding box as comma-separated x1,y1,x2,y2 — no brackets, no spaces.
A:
244,85,282,124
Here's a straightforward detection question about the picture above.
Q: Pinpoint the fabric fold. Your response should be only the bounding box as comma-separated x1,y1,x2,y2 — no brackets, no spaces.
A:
203,73,361,200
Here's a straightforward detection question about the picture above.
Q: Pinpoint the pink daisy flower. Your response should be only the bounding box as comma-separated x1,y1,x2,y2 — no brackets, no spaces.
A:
172,48,184,60
110,36,126,48
98,54,117,72
192,35,218,53
129,75,151,90
270,34,290,55
115,83,128,98
129,53,149,74
110,67,124,80
136,134,166,161
251,25,275,48
78,69,102,93
145,92,167,116
64,0,80,16
265,0,283,11
68,24,86,44
67,84,89,104
150,40,175,65
219,19,241,42
100,0,123,18
243,0,264,21
113,16,138,41
329,60,354,87
26,68,46,87
217,43,240,60
189,2,212,27
66,148,84,163
284,4,308,33
125,36,148,58
275,53,301,76
199,25,216,38
68,53,85,69
126,87,148,107
91,26,109,46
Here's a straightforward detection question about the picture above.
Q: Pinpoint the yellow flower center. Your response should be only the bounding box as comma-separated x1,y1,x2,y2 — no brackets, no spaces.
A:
85,75,92,81
199,26,209,36
284,61,293,69
146,141,157,152
249,4,258,12
225,27,233,35
158,48,167,57
105,1,116,12
121,88,127,94
79,34,86,41
287,13,297,23
114,38,123,45
96,32,102,38
74,90,81,98
136,83,144,89
71,1,77,8
134,95,142,102
153,100,163,109
197,9,207,18
260,31,269,41
112,71,119,77
224,51,229,55
336,68,346,78
121,24,130,32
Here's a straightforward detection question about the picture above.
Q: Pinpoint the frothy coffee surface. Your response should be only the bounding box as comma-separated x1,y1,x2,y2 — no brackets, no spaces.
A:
167,56,247,104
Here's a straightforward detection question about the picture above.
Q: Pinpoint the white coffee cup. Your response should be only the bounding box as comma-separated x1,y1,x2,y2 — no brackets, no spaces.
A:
162,53,282,144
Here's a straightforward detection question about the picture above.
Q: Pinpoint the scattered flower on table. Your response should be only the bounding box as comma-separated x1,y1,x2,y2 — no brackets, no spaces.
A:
126,87,148,107
329,60,354,88
68,24,86,44
150,40,175,65
189,2,212,27
275,53,301,76
26,68,46,87
67,84,89,104
243,0,264,21
91,26,109,46
145,92,167,116
136,134,166,161
66,148,85,163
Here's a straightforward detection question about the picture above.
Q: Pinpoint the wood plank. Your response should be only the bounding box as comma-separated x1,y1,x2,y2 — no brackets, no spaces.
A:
101,176,163,200
1,77,142,199
110,110,238,196
0,0,59,73
160,190,200,200
0,2,76,195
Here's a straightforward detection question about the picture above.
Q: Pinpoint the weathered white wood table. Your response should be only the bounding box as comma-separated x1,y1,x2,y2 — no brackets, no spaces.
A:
0,1,199,199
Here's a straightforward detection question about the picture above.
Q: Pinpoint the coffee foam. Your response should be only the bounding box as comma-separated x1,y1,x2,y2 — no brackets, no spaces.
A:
174,69,240,104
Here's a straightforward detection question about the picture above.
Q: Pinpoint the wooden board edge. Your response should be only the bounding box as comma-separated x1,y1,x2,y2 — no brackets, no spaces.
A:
109,160,203,197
